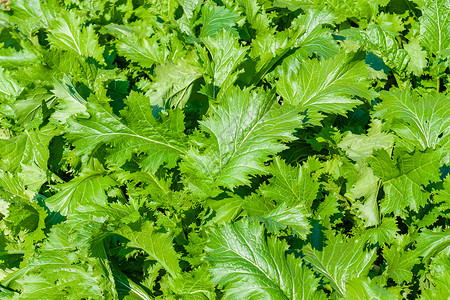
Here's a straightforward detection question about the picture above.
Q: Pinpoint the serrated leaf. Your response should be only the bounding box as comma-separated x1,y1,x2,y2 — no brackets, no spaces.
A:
415,228,450,262
47,11,104,63
0,128,53,175
276,52,377,125
419,0,450,57
368,149,441,216
252,202,311,239
181,87,302,197
116,221,181,277
383,244,419,284
102,23,168,68
199,3,238,38
374,88,450,151
260,156,320,208
206,220,326,299
302,234,376,296
200,29,248,94
345,277,398,300
67,92,187,173
45,169,117,216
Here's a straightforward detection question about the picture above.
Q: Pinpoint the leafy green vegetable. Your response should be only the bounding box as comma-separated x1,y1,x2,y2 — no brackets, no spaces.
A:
1,0,449,298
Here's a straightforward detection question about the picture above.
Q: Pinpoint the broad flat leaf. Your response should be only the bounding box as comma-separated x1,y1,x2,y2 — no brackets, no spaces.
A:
367,149,442,216
276,52,377,125
0,128,53,174
206,220,326,300
45,169,118,216
47,11,104,63
199,2,238,37
260,156,320,208
419,0,450,57
67,91,187,173
302,234,377,296
374,88,450,151
200,29,248,95
116,221,181,277
180,87,302,197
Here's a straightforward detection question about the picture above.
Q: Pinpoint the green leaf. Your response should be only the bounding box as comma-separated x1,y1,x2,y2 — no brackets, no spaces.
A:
51,74,88,124
200,29,248,95
415,228,450,262
199,2,238,38
421,253,450,299
206,220,326,299
180,87,302,197
338,119,395,163
302,234,376,296
116,221,181,277
252,202,311,239
260,156,320,208
435,175,450,211
102,23,168,68
47,11,104,63
367,149,442,216
404,39,428,76
67,92,187,172
419,0,450,57
374,88,450,151
13,88,56,130
383,241,419,284
344,277,398,300
0,127,53,175
341,24,410,72
145,56,202,109
45,168,117,216
0,67,22,100
276,52,377,125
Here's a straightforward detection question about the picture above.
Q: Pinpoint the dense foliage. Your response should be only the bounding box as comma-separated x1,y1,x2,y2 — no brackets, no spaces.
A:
1,0,449,299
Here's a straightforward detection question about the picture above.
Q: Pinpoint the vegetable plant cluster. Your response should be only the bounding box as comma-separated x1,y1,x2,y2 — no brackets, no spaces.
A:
0,0,449,299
